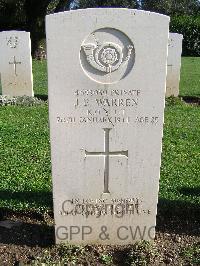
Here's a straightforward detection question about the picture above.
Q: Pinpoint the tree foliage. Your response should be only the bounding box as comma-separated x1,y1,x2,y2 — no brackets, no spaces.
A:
0,0,200,55
0,0,70,54
170,15,200,56
142,0,200,16
79,0,138,9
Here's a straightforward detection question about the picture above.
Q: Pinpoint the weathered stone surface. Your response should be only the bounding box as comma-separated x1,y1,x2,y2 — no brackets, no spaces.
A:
166,33,183,97
46,8,169,245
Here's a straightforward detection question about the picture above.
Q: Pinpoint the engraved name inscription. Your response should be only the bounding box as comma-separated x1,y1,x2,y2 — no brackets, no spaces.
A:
55,88,159,126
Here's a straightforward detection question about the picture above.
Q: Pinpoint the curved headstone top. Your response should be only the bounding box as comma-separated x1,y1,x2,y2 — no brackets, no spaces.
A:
46,8,170,245
47,8,170,19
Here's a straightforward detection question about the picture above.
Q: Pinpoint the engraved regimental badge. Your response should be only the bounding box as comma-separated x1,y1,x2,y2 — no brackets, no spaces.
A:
82,41,133,74
80,28,135,84
7,36,19,48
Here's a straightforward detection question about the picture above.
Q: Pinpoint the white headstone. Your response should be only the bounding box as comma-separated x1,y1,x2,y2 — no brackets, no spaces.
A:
0,31,33,96
46,8,169,245
166,33,183,97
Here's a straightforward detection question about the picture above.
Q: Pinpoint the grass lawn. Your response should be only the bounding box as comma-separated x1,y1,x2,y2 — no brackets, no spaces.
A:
161,99,200,208
32,59,48,97
0,57,199,212
0,104,51,212
0,57,199,265
180,57,200,97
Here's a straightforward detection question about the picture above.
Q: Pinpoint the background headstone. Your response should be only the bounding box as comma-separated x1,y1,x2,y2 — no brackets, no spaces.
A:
166,33,183,97
46,8,169,245
0,30,33,97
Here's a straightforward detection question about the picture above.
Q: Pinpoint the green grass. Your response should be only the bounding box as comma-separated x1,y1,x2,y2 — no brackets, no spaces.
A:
180,57,200,97
180,243,200,265
32,59,48,97
0,57,199,213
160,99,200,207
0,104,52,212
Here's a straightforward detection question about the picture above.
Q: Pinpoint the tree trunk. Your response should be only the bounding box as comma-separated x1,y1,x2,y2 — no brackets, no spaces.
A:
24,0,51,55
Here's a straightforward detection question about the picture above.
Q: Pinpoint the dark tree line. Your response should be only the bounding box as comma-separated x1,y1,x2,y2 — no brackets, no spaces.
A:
79,0,138,9
0,0,199,55
0,0,71,54
141,0,200,16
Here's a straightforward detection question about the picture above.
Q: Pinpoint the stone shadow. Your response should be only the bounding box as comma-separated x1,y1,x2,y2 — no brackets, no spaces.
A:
0,216,54,247
0,189,199,247
181,95,200,105
179,186,200,197
157,197,200,236
34,94,48,101
0,190,53,211
0,190,54,247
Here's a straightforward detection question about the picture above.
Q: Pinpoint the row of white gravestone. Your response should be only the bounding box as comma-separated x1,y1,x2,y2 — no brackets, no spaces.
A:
0,30,182,98
0,31,33,97
45,8,182,245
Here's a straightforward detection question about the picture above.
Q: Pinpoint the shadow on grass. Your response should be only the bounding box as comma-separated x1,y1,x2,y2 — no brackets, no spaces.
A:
0,190,54,247
157,197,200,236
181,95,200,105
179,186,200,197
0,190,53,211
0,189,199,247
0,214,54,247
35,94,48,101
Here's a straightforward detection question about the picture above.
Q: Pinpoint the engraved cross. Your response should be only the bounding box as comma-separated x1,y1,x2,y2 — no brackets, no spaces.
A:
9,56,21,76
85,128,128,193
